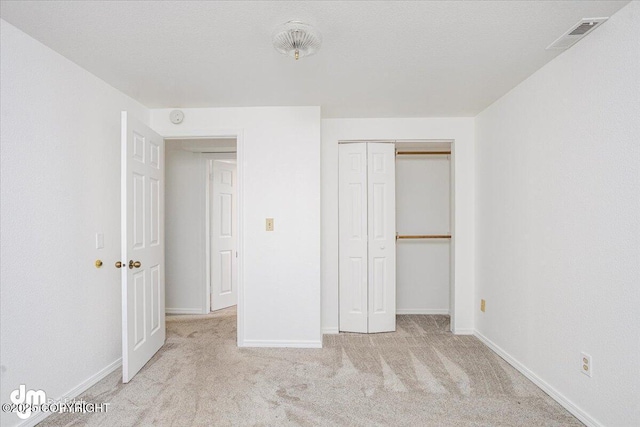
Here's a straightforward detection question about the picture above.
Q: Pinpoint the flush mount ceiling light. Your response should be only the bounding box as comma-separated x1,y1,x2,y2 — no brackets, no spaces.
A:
272,21,322,60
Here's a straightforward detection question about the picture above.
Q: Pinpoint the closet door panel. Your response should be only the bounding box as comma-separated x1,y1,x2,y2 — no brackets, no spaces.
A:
338,143,368,333
367,143,396,333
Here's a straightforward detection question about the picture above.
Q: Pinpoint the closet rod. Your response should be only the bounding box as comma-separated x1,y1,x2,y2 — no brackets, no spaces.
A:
396,234,451,240
396,151,451,155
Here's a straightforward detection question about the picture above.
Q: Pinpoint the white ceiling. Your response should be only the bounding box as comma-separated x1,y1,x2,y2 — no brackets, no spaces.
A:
0,1,629,118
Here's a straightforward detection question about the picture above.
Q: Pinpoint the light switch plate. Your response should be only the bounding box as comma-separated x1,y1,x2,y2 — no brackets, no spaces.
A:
95,233,104,249
266,218,274,231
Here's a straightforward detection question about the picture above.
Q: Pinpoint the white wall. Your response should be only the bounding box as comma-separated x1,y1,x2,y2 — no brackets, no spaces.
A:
321,119,475,334
150,107,322,347
396,155,451,314
164,144,207,313
474,3,640,426
0,20,149,427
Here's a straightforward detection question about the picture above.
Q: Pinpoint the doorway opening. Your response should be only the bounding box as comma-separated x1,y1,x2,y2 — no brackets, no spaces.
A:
121,115,245,383
163,136,242,337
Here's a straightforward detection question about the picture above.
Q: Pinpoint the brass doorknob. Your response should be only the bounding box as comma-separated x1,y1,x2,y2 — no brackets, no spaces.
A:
129,260,142,269
115,261,124,268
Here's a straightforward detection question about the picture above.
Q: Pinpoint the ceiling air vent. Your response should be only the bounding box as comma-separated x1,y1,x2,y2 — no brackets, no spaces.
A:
546,18,608,50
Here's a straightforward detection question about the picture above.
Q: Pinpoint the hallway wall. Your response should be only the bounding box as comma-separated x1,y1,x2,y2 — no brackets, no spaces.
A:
164,144,208,313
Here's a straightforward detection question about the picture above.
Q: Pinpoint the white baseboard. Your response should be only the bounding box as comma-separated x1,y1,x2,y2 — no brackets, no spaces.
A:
165,308,203,315
322,327,339,335
474,331,602,427
17,358,122,427
242,339,322,348
452,328,474,335
396,308,449,315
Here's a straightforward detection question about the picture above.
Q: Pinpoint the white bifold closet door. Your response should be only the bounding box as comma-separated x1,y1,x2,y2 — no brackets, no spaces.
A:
339,142,396,333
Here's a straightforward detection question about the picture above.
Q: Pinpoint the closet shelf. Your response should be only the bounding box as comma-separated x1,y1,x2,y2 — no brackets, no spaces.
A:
396,234,451,240
396,151,451,155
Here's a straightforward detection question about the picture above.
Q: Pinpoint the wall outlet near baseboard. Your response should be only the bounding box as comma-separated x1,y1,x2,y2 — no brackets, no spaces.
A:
581,352,592,377
480,299,486,312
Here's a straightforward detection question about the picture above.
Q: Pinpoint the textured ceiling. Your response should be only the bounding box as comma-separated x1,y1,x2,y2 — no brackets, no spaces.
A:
0,1,630,117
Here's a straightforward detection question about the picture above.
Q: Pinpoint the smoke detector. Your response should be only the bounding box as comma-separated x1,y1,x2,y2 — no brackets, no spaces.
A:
546,18,608,50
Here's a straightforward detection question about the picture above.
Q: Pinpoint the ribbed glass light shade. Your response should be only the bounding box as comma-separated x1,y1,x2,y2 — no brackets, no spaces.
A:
272,21,322,60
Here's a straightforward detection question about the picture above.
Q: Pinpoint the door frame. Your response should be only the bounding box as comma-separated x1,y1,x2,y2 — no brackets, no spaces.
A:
162,129,245,347
204,153,237,313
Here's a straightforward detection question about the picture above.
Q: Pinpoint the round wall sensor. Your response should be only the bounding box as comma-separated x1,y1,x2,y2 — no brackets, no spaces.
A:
170,110,184,124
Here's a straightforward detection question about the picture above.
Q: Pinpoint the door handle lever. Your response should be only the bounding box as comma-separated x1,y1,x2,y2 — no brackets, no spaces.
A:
129,260,142,269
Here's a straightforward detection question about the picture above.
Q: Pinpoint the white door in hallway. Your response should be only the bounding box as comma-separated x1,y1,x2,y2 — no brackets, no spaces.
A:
121,112,165,383
339,142,396,333
210,159,238,311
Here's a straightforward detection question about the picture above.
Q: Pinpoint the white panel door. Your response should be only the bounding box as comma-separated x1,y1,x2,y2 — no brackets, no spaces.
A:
338,143,368,333
121,112,165,383
210,159,237,311
367,143,396,333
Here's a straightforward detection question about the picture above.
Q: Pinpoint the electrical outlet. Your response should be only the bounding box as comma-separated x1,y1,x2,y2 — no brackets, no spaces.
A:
266,218,274,231
480,299,486,312
581,352,592,377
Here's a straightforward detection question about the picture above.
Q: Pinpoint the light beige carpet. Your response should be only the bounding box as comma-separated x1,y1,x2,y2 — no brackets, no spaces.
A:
41,308,581,426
